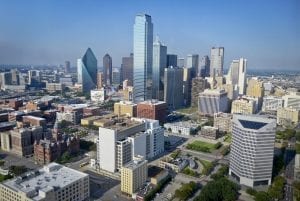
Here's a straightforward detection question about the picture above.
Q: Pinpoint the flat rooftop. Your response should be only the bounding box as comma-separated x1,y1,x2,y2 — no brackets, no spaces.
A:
2,163,88,200
138,100,166,106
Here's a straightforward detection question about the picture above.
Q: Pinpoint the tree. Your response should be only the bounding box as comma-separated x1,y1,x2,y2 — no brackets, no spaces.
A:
174,181,198,200
254,191,271,201
267,176,285,200
9,165,27,176
246,188,257,196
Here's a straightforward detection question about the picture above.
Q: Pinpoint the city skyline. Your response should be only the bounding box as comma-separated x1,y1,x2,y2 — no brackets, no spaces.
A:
0,0,299,70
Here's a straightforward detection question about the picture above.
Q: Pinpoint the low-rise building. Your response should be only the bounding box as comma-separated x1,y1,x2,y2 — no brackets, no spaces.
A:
200,126,219,139
213,112,233,133
164,121,198,136
121,156,147,196
114,101,137,117
0,163,89,201
262,96,284,112
137,100,167,123
277,107,299,126
0,132,11,151
231,98,256,115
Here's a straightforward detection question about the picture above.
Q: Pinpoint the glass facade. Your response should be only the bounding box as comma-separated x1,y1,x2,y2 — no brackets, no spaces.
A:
77,48,97,93
133,14,153,102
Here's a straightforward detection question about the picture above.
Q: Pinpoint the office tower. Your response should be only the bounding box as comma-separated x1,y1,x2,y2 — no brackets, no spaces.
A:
65,61,71,73
112,68,120,85
97,117,164,172
28,70,41,85
10,69,20,85
97,72,104,88
167,54,178,67
164,67,184,110
133,14,153,102
77,48,97,93
246,78,264,98
198,89,228,115
210,47,224,77
186,54,199,77
262,96,284,112
0,163,89,201
152,36,167,100
137,100,167,123
282,92,300,110
121,156,147,196
229,115,276,187
231,99,256,115
227,58,247,95
121,53,134,83
177,58,185,68
191,77,207,107
183,68,192,106
199,56,210,77
277,107,299,126
103,53,112,86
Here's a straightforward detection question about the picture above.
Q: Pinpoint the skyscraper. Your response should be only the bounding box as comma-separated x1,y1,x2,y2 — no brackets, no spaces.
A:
199,56,210,77
65,61,71,73
164,67,184,110
77,48,97,93
103,53,112,86
152,36,167,100
210,47,224,77
226,58,247,95
177,58,185,68
167,54,177,67
186,54,199,77
229,114,276,187
121,53,134,84
133,14,153,102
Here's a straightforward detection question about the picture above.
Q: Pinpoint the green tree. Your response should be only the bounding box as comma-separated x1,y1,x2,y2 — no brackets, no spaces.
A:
267,176,285,200
174,181,198,200
254,191,272,201
9,165,27,176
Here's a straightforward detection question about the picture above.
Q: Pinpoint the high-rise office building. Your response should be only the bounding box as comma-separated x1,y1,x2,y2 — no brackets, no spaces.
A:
77,48,97,93
199,55,210,77
191,77,207,107
167,54,177,67
152,37,167,100
186,54,199,77
198,89,228,115
246,78,264,98
65,61,71,73
121,53,134,84
112,68,120,86
133,14,153,102
97,72,104,88
227,58,247,95
229,114,276,187
183,68,192,106
164,67,184,110
103,53,112,86
177,58,185,68
210,47,224,77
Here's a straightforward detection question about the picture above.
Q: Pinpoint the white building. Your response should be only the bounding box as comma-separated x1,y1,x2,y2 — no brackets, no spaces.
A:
0,163,89,201
229,115,276,187
198,89,228,115
164,121,198,136
226,58,247,95
90,88,106,103
283,93,300,110
210,47,224,77
262,96,284,112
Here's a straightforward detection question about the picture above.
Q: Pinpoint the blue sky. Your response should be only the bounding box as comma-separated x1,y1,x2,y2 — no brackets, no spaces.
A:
0,0,299,70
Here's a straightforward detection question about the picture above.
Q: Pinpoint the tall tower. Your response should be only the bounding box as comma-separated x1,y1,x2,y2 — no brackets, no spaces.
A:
210,47,224,77
226,58,247,95
186,54,199,78
65,61,71,73
103,54,112,86
77,48,98,93
133,14,153,102
199,56,210,77
121,53,134,84
152,36,167,100
229,114,276,187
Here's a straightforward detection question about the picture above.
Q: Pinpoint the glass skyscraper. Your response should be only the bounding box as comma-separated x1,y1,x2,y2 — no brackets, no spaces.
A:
103,53,112,86
133,14,153,102
152,36,167,100
210,47,224,77
77,48,97,93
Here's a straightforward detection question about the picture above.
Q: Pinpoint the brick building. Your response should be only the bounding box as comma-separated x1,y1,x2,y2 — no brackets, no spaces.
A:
137,100,167,123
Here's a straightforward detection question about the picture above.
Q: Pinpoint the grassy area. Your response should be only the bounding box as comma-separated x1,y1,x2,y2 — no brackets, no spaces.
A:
224,134,232,143
200,160,214,175
176,106,198,114
182,167,200,177
186,140,220,153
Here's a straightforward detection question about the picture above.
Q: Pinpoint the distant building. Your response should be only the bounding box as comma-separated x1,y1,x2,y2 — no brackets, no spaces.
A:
77,48,97,93
97,72,104,89
199,55,210,77
65,61,71,73
23,115,46,128
191,77,207,107
103,54,113,86
277,107,299,126
198,89,228,115
91,89,106,103
121,54,134,84
114,101,137,117
177,57,185,68
229,114,276,187
231,98,256,115
59,75,73,87
210,47,224,77
186,54,199,77
246,78,264,98
164,67,184,110
213,112,233,133
123,86,134,101
152,37,167,100
0,163,89,201
226,58,247,95
112,68,121,86
133,14,153,102
167,54,177,67
262,96,284,112
137,100,167,123
121,156,147,196
46,82,65,93
283,93,300,110
183,68,192,106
